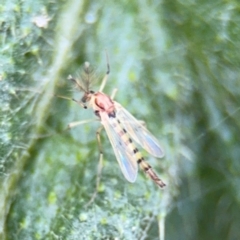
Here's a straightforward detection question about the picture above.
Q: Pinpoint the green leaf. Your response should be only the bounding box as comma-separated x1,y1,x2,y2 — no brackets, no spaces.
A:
1,0,240,239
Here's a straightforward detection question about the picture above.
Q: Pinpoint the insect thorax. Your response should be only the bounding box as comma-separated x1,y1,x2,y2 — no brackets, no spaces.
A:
92,92,115,115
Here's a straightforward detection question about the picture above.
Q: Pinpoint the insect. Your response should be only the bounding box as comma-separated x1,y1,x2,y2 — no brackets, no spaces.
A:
68,57,166,189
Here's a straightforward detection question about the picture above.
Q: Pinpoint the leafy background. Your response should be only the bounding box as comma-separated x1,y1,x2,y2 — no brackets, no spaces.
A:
1,0,240,239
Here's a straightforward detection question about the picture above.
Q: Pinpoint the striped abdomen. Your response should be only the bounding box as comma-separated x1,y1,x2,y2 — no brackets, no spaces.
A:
111,117,166,188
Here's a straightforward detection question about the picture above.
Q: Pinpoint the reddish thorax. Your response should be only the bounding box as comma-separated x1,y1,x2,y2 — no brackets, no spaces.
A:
91,92,115,114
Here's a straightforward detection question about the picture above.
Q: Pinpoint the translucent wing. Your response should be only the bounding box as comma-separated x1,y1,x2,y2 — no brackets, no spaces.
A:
114,102,164,158
99,111,138,182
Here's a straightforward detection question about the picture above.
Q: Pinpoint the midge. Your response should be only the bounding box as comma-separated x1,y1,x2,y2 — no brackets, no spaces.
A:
67,57,166,188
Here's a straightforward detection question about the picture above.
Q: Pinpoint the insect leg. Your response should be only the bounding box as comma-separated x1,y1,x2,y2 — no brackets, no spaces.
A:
110,88,118,100
67,119,98,130
99,51,110,92
85,125,104,207
32,119,98,139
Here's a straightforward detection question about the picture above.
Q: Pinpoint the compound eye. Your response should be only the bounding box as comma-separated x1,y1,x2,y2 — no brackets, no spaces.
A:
81,94,88,103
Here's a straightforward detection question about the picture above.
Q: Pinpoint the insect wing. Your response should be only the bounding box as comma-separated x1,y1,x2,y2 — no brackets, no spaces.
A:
114,102,164,158
99,111,138,182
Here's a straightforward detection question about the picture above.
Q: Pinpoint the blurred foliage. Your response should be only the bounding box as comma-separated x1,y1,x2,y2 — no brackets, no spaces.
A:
0,0,240,239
